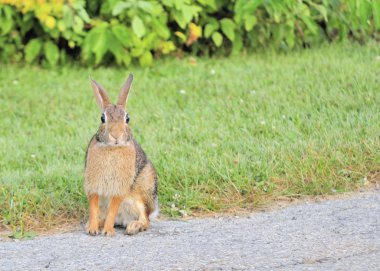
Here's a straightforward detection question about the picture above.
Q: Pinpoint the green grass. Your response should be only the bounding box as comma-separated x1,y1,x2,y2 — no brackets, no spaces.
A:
1,43,379,232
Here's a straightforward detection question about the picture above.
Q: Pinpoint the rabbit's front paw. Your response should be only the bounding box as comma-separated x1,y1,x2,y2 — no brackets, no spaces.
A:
86,221,99,236
126,221,145,235
102,226,115,237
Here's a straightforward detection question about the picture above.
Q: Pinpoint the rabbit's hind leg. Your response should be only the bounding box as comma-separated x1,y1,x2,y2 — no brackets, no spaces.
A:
125,198,150,235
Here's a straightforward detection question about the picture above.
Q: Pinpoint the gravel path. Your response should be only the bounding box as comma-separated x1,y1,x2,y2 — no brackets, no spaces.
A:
1,191,379,271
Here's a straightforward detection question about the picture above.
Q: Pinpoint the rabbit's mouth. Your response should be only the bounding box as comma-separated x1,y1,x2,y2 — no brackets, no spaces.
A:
96,130,132,147
106,139,132,147
108,133,126,145
112,139,120,145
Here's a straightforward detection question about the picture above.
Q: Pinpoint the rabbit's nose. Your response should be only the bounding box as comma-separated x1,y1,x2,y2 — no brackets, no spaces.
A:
109,133,123,143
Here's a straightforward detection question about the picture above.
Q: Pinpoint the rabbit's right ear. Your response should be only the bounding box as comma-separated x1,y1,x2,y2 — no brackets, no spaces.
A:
117,73,133,108
90,78,111,111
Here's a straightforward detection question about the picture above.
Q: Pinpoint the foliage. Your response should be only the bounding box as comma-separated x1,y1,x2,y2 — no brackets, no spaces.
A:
0,0,379,65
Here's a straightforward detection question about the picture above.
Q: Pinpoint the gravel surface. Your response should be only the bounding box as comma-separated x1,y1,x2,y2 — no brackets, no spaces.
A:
1,191,379,271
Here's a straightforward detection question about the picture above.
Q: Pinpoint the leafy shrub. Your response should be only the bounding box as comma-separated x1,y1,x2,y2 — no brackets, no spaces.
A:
0,0,379,67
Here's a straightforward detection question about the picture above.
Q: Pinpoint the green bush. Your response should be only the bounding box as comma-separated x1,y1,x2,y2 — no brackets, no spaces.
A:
0,0,379,67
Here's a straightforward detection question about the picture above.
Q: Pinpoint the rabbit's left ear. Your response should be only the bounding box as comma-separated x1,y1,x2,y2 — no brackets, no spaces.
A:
90,78,111,112
117,73,133,107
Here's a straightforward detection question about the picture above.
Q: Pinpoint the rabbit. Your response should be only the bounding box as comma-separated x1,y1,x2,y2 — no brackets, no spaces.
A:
84,74,158,236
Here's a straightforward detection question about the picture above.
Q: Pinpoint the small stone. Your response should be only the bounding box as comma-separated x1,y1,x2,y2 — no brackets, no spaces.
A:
363,176,369,185
174,228,181,233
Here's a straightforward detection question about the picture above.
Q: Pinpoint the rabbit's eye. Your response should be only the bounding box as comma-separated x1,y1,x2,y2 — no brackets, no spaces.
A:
101,113,105,123
126,113,130,124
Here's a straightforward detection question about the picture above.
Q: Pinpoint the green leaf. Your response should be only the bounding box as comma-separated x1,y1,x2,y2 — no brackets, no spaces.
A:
152,19,170,39
358,0,371,26
232,34,243,55
9,231,23,239
235,0,263,13
8,230,36,240
23,231,37,240
62,5,74,28
1,20,13,35
44,41,59,66
108,32,124,65
112,24,134,47
57,20,66,32
84,25,109,65
301,16,318,35
107,30,131,67
182,6,194,23
142,32,159,48
175,31,186,42
161,40,175,54
132,16,146,38
173,10,187,29
162,0,174,7
112,2,131,16
131,47,144,57
77,7,90,23
244,15,257,31
20,15,34,36
198,0,216,9
122,54,132,66
312,4,328,22
73,17,84,33
137,1,155,13
212,31,223,47
373,1,380,30
204,23,218,38
25,39,42,63
285,29,295,48
0,7,13,36
220,18,235,41
139,51,153,66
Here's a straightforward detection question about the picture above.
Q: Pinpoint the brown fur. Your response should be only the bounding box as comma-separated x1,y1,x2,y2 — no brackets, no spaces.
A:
85,137,136,197
84,75,158,236
87,194,99,235
102,196,123,236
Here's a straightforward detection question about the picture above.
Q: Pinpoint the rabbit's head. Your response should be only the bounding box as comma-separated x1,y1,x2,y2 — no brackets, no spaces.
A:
90,74,134,146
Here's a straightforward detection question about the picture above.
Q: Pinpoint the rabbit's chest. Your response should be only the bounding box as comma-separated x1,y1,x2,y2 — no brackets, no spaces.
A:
101,151,135,178
84,143,136,196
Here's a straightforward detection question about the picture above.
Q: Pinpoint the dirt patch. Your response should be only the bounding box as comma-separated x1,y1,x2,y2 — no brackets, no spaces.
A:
1,174,379,240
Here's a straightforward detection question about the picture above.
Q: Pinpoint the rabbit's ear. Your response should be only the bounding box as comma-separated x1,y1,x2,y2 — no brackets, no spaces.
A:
90,78,112,111
117,73,133,107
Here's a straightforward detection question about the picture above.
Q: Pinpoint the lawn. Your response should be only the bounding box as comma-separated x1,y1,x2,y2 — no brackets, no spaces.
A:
1,43,379,233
